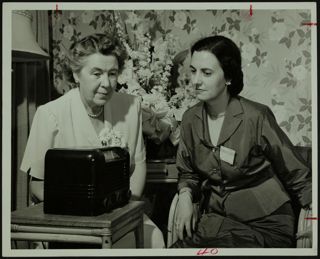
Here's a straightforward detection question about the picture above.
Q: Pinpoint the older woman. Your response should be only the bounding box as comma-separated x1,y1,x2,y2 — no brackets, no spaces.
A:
20,33,165,248
172,35,312,248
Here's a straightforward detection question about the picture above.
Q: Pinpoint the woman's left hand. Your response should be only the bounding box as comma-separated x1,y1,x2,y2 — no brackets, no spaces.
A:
175,191,198,240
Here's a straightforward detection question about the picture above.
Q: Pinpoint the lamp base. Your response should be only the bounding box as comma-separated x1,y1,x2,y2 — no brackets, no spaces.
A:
12,50,49,62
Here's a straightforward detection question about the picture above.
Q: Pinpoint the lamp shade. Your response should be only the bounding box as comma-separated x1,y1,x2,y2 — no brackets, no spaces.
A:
12,10,49,60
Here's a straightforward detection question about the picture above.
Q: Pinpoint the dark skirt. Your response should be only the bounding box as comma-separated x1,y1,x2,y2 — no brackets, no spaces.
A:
170,202,296,248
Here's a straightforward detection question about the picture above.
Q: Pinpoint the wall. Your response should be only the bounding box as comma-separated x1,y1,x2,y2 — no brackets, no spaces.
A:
51,9,312,146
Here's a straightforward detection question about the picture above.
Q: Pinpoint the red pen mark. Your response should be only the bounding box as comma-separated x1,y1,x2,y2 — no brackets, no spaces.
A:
305,217,319,220
250,4,253,16
55,4,62,18
197,248,219,256
301,22,317,26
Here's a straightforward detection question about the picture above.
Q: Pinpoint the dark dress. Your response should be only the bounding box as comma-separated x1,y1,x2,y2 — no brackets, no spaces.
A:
171,96,311,248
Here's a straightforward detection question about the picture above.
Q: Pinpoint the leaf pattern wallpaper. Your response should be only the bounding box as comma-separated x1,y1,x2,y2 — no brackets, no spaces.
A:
51,9,312,146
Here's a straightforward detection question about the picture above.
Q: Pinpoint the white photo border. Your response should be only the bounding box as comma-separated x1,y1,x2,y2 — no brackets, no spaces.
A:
2,1,318,257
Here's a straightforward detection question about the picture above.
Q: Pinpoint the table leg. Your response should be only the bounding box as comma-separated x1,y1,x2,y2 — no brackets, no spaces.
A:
134,218,144,248
101,235,112,248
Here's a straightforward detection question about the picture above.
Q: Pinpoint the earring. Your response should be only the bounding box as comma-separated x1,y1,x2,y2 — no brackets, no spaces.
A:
75,81,80,87
225,81,231,86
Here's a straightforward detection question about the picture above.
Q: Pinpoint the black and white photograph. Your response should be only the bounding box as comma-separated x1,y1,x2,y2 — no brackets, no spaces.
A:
2,1,318,257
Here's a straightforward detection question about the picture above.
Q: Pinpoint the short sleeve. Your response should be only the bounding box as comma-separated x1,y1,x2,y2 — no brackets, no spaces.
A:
20,105,59,180
132,98,146,166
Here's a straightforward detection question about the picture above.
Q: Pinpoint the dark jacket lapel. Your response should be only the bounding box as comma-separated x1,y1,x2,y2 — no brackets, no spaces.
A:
192,102,214,148
217,97,244,146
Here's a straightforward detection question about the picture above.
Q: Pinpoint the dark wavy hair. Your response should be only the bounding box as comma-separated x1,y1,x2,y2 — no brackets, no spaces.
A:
64,33,127,87
191,35,244,96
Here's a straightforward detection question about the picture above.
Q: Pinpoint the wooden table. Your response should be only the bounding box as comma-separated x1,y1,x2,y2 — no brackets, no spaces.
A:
11,201,144,248
146,161,179,183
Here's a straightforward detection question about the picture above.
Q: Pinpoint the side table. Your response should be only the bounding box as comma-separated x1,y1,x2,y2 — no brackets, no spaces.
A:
11,201,144,248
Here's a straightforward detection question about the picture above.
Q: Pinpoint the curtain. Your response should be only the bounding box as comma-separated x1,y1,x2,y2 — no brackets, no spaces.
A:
12,10,53,211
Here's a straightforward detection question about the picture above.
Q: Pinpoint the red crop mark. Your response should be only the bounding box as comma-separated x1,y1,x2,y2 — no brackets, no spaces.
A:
301,22,317,26
196,248,219,256
250,4,253,16
305,217,319,220
55,4,62,17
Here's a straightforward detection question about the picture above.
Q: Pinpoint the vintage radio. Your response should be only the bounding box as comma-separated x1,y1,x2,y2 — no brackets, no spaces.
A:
43,147,131,216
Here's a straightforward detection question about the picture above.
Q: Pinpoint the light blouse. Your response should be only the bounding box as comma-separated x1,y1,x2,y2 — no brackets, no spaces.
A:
20,87,146,179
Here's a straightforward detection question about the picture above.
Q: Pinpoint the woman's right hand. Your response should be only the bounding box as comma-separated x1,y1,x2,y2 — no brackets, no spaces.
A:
175,190,198,240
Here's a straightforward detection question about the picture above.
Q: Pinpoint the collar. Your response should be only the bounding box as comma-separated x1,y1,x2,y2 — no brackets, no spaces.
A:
193,96,244,147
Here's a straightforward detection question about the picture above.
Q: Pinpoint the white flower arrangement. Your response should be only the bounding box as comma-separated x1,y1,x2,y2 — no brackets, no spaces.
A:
115,11,180,145
98,126,127,148
118,24,176,97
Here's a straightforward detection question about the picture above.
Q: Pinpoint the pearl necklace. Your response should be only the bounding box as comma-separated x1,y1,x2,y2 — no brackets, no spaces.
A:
87,107,103,118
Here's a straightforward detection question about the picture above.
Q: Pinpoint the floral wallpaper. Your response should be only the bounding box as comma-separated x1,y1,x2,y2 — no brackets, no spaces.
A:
51,9,312,147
